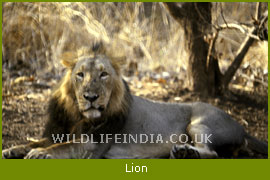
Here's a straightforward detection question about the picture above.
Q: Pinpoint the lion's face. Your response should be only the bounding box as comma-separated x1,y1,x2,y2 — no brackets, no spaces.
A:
71,55,118,119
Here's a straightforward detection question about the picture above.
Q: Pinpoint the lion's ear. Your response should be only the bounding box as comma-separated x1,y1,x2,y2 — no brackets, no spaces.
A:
110,56,126,75
61,52,78,68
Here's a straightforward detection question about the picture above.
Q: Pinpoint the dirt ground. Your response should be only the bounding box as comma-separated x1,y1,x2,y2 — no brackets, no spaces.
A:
1,74,268,158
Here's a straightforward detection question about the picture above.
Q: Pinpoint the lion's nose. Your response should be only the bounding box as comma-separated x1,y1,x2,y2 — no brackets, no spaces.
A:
83,93,99,102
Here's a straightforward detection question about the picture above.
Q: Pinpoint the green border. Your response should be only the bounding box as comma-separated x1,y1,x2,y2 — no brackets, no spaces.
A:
0,1,269,179
1,159,270,179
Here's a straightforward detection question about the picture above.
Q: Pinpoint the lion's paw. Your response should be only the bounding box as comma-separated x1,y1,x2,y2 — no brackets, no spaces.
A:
24,148,53,159
2,145,29,159
170,144,200,159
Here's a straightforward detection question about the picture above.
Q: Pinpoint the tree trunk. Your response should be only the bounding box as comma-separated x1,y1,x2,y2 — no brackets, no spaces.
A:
164,2,221,96
164,2,265,97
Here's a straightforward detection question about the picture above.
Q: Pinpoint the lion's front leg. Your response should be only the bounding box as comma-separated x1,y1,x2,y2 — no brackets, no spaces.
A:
2,138,51,159
24,140,98,159
2,145,32,159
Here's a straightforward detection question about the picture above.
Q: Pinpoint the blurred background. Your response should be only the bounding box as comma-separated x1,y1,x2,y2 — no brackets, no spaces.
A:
1,2,268,157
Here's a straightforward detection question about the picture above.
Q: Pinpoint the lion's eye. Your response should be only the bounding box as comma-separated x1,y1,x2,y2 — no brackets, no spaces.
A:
100,72,109,79
76,72,84,79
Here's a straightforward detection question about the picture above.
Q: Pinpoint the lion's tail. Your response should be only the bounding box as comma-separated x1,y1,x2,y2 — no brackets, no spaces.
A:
245,134,268,155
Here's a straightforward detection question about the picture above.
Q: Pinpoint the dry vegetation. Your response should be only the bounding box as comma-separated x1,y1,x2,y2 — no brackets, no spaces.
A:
2,2,185,78
2,2,268,86
2,2,268,157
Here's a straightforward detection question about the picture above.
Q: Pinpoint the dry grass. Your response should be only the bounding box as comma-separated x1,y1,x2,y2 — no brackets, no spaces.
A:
2,2,268,88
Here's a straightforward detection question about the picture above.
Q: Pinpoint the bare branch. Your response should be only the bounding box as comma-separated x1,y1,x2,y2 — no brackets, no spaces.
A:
259,11,268,29
217,23,260,40
222,27,257,88
206,31,219,70
255,2,262,20
222,8,269,89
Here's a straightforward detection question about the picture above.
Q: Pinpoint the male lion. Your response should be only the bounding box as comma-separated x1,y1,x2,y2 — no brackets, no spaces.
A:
2,43,268,159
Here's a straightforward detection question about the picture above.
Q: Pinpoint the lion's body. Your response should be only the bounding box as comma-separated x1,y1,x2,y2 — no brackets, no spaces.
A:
2,43,268,159
103,96,246,158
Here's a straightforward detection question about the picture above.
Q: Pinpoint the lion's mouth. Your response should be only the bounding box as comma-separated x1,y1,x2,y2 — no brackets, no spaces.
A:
81,104,105,119
83,105,105,112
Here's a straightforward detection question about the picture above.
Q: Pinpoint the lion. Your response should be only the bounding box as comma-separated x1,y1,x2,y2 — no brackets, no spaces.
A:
2,43,268,159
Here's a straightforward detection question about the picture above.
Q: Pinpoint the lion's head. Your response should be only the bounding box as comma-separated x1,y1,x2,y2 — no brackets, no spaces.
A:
52,43,130,122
